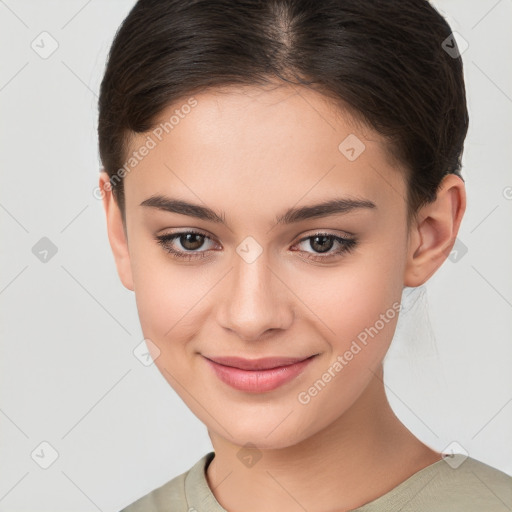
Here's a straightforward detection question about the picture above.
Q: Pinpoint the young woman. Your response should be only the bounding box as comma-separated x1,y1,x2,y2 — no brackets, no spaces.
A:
97,1,512,510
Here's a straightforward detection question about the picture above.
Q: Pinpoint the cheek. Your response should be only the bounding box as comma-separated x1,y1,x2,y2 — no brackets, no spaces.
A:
130,243,205,347
294,239,405,344
291,271,402,442
295,266,401,388
290,239,405,400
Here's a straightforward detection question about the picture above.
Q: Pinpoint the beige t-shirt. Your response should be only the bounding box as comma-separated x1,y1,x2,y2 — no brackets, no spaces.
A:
120,452,512,511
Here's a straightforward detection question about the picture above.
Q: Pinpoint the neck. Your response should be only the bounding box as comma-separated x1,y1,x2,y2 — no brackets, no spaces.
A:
206,365,442,512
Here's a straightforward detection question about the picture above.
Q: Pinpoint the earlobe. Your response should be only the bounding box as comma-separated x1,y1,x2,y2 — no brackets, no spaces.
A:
404,174,466,287
99,172,134,291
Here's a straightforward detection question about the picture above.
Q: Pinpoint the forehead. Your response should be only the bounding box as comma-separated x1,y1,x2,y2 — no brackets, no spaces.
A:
123,84,408,220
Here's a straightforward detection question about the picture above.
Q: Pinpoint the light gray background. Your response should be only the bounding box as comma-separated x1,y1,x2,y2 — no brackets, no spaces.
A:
1,1,511,510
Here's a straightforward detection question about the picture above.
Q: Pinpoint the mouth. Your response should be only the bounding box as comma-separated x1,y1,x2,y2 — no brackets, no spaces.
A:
202,354,319,393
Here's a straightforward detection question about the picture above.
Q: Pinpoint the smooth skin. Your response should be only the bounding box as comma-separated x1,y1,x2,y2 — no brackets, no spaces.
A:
100,83,465,512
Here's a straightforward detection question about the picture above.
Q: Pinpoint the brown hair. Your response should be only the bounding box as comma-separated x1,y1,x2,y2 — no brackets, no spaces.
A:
98,0,468,221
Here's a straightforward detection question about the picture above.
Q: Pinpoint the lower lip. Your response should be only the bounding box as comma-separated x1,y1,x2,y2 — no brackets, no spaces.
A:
204,356,317,393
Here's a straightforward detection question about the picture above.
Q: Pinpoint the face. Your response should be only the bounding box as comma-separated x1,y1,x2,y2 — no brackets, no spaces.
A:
112,84,414,449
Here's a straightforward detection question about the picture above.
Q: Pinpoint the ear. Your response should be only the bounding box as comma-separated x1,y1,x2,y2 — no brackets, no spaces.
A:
99,171,134,291
404,173,466,287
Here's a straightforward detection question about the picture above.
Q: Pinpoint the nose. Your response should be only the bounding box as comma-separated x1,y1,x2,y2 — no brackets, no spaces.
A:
217,250,294,342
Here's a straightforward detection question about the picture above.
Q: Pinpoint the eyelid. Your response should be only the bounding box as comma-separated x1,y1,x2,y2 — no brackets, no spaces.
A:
155,229,219,249
296,228,356,241
155,228,354,245
155,228,358,262
156,227,213,238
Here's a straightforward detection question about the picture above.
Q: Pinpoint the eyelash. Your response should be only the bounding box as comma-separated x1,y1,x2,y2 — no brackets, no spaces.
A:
155,229,357,263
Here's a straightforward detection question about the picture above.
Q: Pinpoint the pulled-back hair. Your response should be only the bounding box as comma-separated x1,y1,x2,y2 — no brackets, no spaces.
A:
98,0,468,220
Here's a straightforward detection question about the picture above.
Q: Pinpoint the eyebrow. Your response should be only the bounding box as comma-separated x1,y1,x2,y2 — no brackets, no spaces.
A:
140,195,376,225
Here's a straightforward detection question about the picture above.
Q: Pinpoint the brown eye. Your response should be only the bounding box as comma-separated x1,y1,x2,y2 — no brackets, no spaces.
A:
292,232,357,262
155,230,217,260
309,235,335,253
179,233,206,251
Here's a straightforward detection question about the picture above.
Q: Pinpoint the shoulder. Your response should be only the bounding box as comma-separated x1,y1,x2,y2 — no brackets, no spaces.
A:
429,456,512,509
357,456,512,512
118,452,215,512
440,457,512,509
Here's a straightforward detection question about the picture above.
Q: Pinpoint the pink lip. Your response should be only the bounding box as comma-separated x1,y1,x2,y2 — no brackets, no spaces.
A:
203,354,318,393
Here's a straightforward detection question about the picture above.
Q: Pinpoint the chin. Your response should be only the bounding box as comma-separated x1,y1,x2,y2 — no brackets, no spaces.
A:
210,412,323,452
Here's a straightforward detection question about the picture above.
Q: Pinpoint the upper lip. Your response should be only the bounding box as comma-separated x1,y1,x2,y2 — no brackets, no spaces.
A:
203,355,317,370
